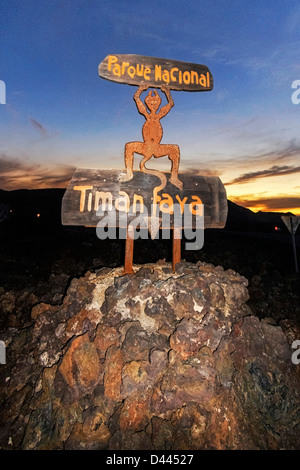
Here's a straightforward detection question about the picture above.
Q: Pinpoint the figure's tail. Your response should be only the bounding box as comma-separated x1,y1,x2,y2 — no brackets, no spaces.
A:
141,166,166,239
142,166,167,193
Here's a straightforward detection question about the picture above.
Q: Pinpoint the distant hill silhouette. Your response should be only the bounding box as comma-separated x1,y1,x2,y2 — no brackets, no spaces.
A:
0,188,297,233
225,200,296,232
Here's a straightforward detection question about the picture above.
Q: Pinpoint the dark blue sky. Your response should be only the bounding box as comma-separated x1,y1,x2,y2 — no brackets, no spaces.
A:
0,0,300,213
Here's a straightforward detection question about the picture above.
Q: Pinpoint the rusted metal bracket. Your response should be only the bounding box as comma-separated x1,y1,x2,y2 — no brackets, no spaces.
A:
123,227,181,275
123,226,134,274
172,227,181,272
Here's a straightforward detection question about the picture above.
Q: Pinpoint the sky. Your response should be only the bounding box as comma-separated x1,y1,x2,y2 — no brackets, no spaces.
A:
0,0,300,214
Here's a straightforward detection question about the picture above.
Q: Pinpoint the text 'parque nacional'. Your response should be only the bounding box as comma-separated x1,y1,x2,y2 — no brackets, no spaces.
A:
98,54,213,92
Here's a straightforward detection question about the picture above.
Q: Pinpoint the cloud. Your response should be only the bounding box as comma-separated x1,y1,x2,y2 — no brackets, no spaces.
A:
0,153,38,173
250,141,300,164
181,167,221,177
284,4,300,34
230,194,300,213
202,45,230,60
176,138,300,180
222,139,300,168
28,118,48,137
225,165,300,185
0,155,75,190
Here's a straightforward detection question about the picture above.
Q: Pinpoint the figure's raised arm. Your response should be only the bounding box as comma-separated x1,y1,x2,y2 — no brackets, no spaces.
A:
133,84,149,117
158,85,174,119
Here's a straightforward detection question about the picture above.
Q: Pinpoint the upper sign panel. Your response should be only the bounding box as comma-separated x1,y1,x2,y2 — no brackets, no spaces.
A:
98,54,213,92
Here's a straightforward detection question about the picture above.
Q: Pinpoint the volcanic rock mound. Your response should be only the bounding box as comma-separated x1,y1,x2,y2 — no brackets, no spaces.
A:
0,261,299,450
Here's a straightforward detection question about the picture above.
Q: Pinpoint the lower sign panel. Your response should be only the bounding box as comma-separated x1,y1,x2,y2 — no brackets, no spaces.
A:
61,168,228,229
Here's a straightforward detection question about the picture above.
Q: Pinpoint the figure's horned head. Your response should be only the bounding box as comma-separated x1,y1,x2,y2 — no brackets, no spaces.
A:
145,90,161,112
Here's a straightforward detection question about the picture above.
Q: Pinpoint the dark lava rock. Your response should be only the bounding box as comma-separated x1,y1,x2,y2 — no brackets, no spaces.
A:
0,262,299,450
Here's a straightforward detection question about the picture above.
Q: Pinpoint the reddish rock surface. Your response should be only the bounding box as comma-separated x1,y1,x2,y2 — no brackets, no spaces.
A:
0,262,299,450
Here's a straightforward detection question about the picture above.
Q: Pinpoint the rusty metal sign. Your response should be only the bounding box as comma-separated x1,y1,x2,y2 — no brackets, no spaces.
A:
61,169,227,229
98,54,213,92
62,53,224,274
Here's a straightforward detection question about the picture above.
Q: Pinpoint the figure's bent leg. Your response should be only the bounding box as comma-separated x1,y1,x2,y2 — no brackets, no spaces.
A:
123,142,135,181
119,142,145,182
154,144,183,190
167,145,183,190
